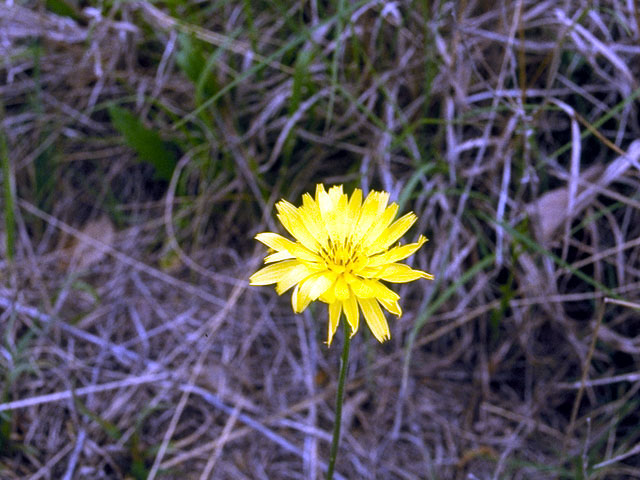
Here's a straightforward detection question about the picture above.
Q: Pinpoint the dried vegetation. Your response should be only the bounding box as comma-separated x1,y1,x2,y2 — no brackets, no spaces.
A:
1,0,640,478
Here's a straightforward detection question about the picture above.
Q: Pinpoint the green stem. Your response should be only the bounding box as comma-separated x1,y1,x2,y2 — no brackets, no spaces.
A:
326,320,351,480
0,101,15,262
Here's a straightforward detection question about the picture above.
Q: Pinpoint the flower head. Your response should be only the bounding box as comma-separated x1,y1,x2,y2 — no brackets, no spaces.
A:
250,184,433,346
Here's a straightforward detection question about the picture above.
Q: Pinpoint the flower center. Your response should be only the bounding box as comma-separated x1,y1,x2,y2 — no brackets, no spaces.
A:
321,238,365,276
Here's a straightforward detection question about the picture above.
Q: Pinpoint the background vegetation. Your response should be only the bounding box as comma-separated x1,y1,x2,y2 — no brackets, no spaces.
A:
1,0,639,478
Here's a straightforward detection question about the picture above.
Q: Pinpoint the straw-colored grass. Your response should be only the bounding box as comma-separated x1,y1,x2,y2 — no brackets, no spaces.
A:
1,0,639,478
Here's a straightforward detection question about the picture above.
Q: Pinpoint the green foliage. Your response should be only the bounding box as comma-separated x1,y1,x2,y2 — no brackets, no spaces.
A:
74,396,122,441
290,48,315,116
0,411,10,451
34,145,58,208
280,47,317,164
0,105,14,262
45,0,80,20
175,33,224,152
176,35,214,99
26,41,59,211
130,453,150,480
0,313,38,458
108,105,178,181
489,219,527,340
397,163,436,213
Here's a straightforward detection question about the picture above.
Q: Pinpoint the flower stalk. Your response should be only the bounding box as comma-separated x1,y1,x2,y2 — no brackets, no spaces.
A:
326,320,351,480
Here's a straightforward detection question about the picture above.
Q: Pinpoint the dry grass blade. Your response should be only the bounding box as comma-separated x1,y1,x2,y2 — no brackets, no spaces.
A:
134,1,293,74
0,373,170,413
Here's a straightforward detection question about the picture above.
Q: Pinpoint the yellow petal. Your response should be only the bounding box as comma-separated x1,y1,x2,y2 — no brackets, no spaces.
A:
327,301,342,346
300,193,329,248
367,212,418,254
264,250,295,263
326,185,345,211
333,276,350,301
316,184,340,220
255,232,294,251
347,188,362,225
291,283,300,312
378,297,402,316
366,236,427,268
350,278,375,298
318,185,348,243
319,286,336,304
294,271,337,313
256,232,321,263
360,202,398,251
373,263,434,282
343,295,359,337
357,297,390,342
352,191,389,244
343,272,358,284
250,260,303,285
334,192,350,244
315,183,327,204
365,279,400,303
276,200,320,251
275,263,311,295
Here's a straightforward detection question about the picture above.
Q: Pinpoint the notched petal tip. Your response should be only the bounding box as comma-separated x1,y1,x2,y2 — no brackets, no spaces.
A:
358,297,390,343
378,297,402,316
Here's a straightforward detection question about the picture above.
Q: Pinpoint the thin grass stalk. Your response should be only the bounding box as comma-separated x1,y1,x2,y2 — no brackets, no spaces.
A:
0,102,15,262
563,300,605,454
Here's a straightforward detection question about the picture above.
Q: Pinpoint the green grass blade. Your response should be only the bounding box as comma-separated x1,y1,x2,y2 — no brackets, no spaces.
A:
0,103,15,262
109,105,178,182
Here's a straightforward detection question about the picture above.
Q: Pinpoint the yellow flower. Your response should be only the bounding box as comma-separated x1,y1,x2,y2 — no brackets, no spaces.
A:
250,184,434,346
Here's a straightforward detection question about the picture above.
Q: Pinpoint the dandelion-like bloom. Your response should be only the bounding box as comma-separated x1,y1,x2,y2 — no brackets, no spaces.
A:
250,184,433,345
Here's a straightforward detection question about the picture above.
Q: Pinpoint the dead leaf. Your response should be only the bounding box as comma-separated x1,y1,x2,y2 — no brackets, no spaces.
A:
526,164,602,244
527,140,640,244
71,216,115,269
